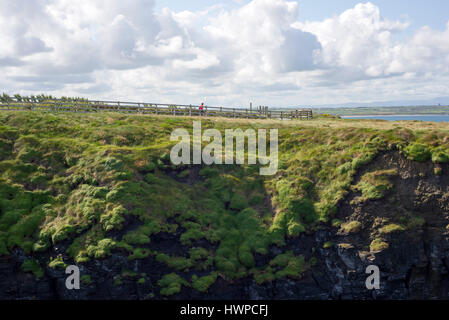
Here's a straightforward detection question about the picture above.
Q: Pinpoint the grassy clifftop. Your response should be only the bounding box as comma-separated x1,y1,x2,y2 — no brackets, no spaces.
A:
1,112,448,295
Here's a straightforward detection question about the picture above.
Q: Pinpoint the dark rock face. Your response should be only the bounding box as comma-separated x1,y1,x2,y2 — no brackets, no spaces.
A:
2,152,449,300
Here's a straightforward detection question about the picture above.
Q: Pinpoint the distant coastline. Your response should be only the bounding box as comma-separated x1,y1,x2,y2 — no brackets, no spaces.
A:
342,114,449,117
311,105,449,117
340,114,449,122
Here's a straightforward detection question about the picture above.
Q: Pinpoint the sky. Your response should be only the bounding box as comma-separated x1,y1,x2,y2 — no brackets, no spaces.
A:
1,0,449,107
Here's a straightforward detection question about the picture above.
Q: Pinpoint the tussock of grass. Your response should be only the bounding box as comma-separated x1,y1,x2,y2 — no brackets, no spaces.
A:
21,259,44,278
353,169,397,201
370,238,389,252
378,223,405,234
158,273,189,296
340,221,362,234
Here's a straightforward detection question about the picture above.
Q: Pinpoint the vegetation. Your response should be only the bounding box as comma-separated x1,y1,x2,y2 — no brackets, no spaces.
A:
379,224,406,234
340,221,362,234
1,111,448,295
370,238,389,252
21,259,44,278
158,273,189,296
353,169,397,201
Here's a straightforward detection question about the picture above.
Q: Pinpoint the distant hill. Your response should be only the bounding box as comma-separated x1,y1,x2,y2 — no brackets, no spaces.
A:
280,96,449,110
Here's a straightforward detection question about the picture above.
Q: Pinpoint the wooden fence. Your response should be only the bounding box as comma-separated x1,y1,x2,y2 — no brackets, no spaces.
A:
0,98,313,120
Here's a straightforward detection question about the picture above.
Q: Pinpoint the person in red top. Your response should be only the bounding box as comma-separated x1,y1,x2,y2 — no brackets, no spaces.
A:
199,102,204,116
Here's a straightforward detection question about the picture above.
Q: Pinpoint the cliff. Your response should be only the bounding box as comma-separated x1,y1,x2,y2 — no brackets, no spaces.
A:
0,112,448,300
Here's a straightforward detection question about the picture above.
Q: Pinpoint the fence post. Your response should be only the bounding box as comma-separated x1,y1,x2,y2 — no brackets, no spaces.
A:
155,104,158,115
233,108,236,118
189,105,192,116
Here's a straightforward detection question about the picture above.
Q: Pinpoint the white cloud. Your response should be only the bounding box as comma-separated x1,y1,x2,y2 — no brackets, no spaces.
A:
296,2,410,78
0,0,448,106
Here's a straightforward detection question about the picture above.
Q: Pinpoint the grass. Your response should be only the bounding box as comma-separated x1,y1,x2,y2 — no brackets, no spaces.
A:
323,241,334,249
378,224,406,234
340,221,362,234
353,169,398,201
158,273,189,296
1,111,449,294
21,259,44,278
370,238,389,252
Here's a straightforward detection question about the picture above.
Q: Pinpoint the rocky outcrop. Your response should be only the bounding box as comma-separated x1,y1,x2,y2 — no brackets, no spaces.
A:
2,152,449,300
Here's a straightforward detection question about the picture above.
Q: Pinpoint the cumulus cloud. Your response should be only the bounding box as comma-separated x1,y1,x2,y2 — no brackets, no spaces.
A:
296,3,410,78
0,0,448,106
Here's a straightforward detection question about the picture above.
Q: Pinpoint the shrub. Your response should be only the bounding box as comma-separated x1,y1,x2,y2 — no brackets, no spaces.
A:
22,259,44,278
287,198,317,224
48,255,67,269
378,223,405,234
100,206,127,232
81,275,92,285
270,252,306,279
287,221,305,237
87,238,116,259
128,248,151,260
370,238,389,252
405,143,431,162
432,149,449,164
249,194,264,206
238,245,255,268
340,221,362,234
229,194,248,211
252,268,275,284
191,273,218,292
156,253,193,271
199,167,220,178
158,273,188,296
354,169,397,201
323,241,334,249
123,231,150,245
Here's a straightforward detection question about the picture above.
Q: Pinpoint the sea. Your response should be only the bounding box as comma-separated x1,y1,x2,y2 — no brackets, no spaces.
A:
341,115,449,122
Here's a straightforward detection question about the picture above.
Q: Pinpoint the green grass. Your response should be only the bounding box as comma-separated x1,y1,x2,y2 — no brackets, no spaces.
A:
353,169,397,201
378,223,406,234
370,238,389,252
1,111,449,294
158,273,189,296
22,259,44,278
340,221,362,234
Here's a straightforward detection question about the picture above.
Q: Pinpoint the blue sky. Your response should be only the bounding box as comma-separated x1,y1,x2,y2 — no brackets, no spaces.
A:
1,0,449,107
155,0,449,35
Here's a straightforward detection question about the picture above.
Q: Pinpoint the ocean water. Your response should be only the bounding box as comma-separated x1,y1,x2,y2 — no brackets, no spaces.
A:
341,115,449,122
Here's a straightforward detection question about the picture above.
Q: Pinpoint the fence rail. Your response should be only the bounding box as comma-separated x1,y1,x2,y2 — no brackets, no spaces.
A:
0,98,313,120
